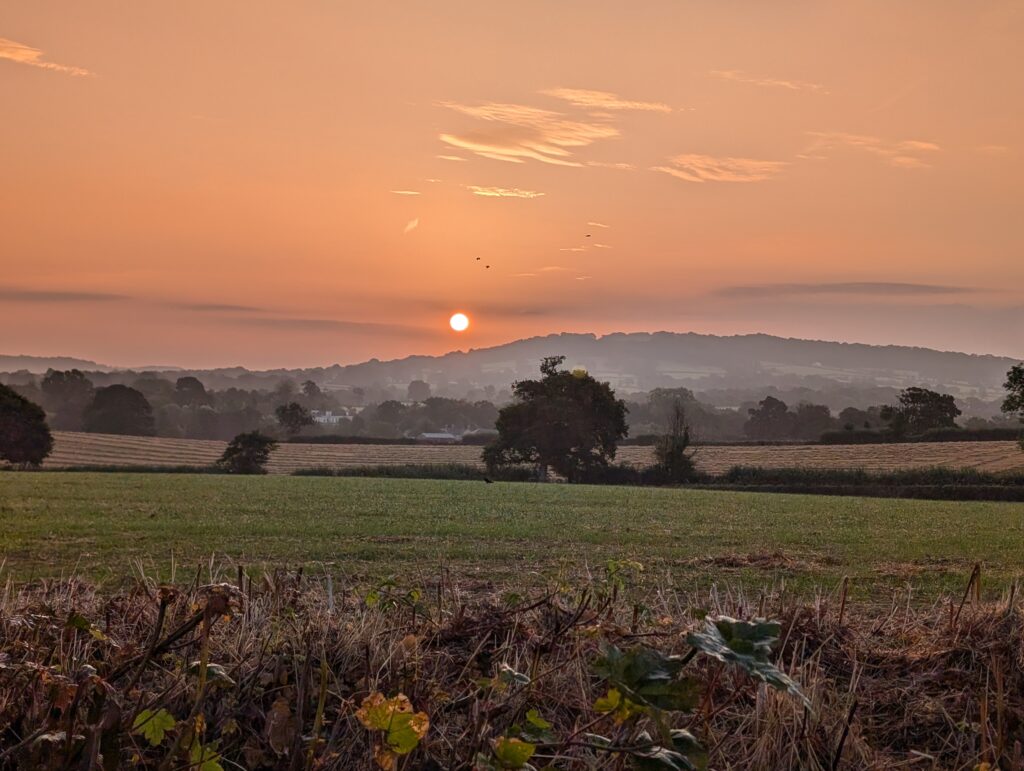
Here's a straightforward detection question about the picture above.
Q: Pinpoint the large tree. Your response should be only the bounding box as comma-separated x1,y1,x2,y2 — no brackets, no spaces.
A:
175,376,212,407
1003,364,1024,422
275,402,314,435
40,369,94,431
743,396,793,440
881,386,961,437
483,356,628,482
0,384,54,468
83,384,156,436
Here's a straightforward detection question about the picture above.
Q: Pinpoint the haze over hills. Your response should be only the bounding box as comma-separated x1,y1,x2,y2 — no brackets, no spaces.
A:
3,333,1018,405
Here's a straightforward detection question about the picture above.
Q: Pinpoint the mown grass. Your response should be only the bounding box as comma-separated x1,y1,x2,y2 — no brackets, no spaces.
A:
2,471,1023,597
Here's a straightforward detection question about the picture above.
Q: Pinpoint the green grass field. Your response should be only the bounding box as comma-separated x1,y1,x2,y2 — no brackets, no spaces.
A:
2,471,1023,597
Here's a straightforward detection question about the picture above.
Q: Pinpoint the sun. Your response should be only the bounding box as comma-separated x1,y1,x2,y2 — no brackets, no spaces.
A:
449,312,470,332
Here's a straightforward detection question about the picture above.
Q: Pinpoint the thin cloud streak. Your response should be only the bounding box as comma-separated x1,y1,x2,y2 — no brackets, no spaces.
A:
0,287,126,302
714,282,977,299
540,88,672,113
710,69,826,93
403,218,419,233
653,154,787,183
390,190,421,196
0,38,92,76
236,316,433,338
467,185,544,198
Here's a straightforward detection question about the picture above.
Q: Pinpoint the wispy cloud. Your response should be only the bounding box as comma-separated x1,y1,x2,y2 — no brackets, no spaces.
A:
540,88,672,113
801,132,941,168
588,222,610,228
391,190,421,196
586,161,635,170
559,246,587,252
0,38,92,77
467,185,545,199
539,266,572,272
714,282,976,299
653,154,787,183
403,218,419,234
976,144,1010,155
172,302,265,313
0,287,125,302
439,101,618,166
592,243,612,249
437,154,467,162
710,69,826,93
236,316,431,338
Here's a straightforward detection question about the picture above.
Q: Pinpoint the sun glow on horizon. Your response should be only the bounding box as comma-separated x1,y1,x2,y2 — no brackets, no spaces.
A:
449,312,470,332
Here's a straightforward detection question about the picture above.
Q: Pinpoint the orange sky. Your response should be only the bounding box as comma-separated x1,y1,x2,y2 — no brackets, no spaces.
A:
2,2,1022,368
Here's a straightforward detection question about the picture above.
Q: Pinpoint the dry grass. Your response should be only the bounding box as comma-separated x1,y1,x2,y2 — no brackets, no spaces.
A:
44,431,1024,474
2,566,1023,769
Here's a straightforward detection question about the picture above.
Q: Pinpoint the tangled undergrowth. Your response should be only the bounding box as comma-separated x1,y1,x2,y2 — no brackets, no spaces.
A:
1,562,1022,769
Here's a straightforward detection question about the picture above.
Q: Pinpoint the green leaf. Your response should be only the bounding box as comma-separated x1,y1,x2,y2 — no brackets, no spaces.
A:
132,709,176,747
686,616,809,708
493,736,536,768
189,740,225,771
525,709,550,730
593,645,697,713
65,612,108,641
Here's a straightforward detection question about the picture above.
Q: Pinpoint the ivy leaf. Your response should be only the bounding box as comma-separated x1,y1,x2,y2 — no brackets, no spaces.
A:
187,661,236,687
686,617,809,708
132,709,176,747
357,693,428,756
631,729,706,771
520,709,555,743
492,736,536,768
593,646,697,713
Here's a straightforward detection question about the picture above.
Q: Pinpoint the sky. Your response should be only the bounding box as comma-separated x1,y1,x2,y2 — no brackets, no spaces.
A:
2,1,1022,368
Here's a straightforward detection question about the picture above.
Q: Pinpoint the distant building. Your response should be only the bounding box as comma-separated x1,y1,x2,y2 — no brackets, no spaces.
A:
310,409,345,425
416,431,460,444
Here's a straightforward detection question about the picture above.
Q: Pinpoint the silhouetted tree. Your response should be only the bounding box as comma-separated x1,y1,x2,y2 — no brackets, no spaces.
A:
0,383,54,468
407,379,432,402
483,356,628,482
744,396,793,440
175,376,211,407
1003,364,1024,422
217,431,277,474
275,402,313,435
302,380,322,399
40,369,94,431
881,387,960,437
791,403,837,441
653,398,696,482
83,385,156,436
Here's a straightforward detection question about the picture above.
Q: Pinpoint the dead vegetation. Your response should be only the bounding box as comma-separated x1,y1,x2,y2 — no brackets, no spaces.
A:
1,564,1022,769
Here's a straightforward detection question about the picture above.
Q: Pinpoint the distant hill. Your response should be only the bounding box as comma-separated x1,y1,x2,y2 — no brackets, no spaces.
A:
2,332,1018,400
0,354,112,373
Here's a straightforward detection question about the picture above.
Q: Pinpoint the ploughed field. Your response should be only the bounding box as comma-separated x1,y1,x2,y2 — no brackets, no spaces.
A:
44,431,1024,474
2,472,1023,597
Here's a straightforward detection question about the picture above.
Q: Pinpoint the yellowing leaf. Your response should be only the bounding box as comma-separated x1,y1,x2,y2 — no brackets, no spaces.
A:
357,693,413,730
385,711,429,754
593,688,622,714
493,736,536,768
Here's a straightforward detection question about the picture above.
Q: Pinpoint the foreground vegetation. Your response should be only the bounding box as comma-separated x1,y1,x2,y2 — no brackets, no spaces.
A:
1,567,1021,769
3,473,1023,597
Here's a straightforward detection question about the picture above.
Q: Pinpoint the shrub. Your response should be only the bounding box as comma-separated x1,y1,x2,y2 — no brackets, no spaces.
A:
217,431,278,474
